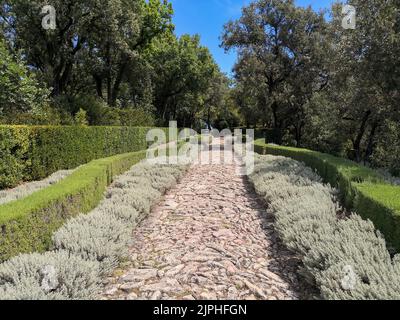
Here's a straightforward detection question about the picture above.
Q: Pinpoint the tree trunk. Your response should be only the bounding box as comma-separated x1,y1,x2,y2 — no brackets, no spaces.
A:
59,61,73,94
271,101,279,129
111,59,128,106
295,121,304,148
162,102,168,124
353,110,371,163
93,74,103,98
207,105,212,130
50,37,84,97
270,101,283,144
51,60,65,96
106,42,112,106
364,121,379,164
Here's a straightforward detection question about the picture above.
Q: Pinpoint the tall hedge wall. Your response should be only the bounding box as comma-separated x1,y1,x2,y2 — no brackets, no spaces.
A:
0,126,164,189
254,139,400,251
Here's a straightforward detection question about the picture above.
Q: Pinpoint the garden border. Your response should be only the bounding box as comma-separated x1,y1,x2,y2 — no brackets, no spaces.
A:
0,150,147,262
254,139,400,251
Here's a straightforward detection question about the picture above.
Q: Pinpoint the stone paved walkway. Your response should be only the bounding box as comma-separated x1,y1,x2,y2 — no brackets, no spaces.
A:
102,140,305,300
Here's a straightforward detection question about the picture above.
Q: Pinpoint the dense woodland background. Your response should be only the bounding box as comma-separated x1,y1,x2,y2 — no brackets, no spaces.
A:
0,0,399,175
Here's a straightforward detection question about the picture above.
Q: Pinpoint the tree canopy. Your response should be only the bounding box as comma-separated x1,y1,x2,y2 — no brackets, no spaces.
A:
0,37,48,118
222,0,400,173
0,0,233,128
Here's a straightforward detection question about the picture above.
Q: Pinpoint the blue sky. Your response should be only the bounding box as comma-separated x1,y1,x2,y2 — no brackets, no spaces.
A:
170,0,334,75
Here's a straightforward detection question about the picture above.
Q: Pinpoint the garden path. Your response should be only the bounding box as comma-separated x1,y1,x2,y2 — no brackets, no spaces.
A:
102,139,305,300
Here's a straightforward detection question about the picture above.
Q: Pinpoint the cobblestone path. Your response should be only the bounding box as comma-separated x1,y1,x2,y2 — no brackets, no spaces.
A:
102,140,305,300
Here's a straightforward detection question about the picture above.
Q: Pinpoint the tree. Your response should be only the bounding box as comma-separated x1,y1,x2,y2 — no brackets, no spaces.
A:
86,0,174,106
147,34,221,127
1,0,173,106
0,37,48,119
223,0,400,172
201,71,230,130
320,0,400,163
222,0,327,144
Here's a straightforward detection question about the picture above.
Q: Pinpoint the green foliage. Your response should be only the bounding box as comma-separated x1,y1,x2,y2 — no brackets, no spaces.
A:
0,125,155,189
225,0,400,175
254,139,400,251
0,149,148,263
52,94,156,126
74,109,89,126
1,0,174,102
115,108,156,127
147,34,222,127
370,120,400,176
1,104,67,126
222,0,328,141
1,1,232,129
0,127,31,189
0,38,49,118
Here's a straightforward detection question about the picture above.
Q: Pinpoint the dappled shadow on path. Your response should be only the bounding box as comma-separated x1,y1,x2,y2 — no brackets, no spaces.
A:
241,174,318,300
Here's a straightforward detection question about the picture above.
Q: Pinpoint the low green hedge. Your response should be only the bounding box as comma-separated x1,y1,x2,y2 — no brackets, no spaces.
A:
0,150,147,262
254,139,400,251
0,126,165,189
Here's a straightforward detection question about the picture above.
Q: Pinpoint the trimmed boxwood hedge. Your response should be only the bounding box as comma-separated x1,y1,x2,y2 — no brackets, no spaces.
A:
0,126,166,189
0,150,148,262
254,139,400,251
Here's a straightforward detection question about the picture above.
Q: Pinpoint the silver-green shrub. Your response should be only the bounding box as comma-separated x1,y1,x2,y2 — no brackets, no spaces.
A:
52,210,131,275
249,154,400,300
95,164,186,224
307,215,400,300
0,159,188,300
0,251,100,300
52,161,187,276
128,163,185,192
95,203,141,224
106,188,159,215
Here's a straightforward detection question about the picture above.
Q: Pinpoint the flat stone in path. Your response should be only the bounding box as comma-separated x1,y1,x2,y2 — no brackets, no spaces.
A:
102,140,305,300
